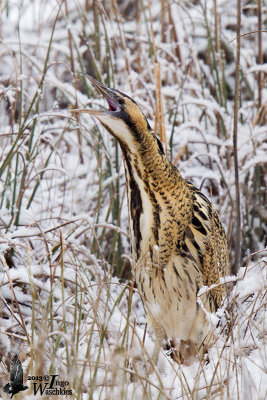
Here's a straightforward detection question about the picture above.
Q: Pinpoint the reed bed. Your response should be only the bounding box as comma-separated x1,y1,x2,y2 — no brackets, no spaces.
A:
0,1,266,398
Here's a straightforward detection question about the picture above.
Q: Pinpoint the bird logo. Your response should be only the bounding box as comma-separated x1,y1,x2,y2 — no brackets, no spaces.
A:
3,356,28,398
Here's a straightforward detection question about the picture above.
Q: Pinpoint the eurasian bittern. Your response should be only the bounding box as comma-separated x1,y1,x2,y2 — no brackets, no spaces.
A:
76,74,229,364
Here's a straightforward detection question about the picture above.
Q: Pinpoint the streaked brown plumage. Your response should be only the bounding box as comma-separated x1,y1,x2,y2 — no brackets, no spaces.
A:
77,75,229,364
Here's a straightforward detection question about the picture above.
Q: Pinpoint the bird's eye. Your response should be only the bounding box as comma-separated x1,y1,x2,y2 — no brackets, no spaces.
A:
118,98,125,105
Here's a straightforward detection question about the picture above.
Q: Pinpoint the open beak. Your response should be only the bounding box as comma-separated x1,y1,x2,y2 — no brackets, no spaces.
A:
71,73,120,116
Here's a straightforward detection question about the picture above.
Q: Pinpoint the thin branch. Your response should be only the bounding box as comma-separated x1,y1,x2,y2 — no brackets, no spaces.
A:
228,30,267,44
232,0,242,275
257,0,263,108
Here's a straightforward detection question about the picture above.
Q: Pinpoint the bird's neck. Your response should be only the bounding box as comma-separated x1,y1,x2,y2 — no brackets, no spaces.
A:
121,133,182,185
120,137,191,265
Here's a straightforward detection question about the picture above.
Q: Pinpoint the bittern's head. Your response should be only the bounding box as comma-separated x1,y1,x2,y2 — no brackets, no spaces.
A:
76,74,154,149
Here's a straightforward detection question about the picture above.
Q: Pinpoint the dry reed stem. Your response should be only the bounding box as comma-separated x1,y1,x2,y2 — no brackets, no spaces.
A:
232,0,241,275
257,0,263,108
154,62,167,151
148,0,167,153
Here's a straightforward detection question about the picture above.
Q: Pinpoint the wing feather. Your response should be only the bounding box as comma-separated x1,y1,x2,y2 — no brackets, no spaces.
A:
184,184,229,310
